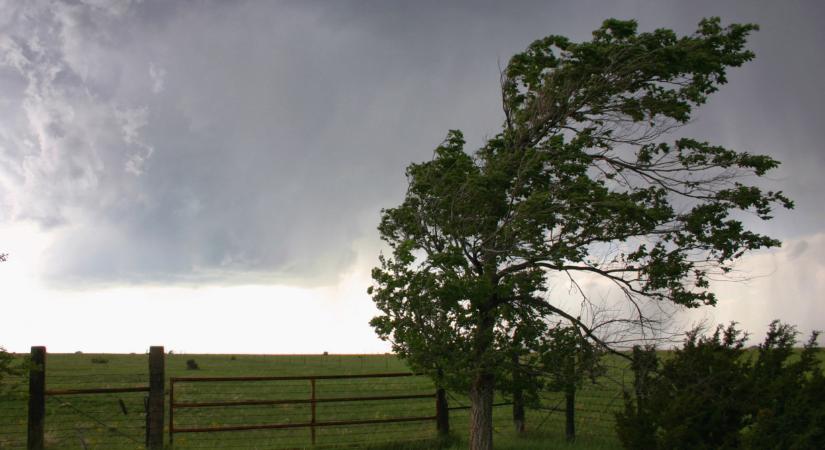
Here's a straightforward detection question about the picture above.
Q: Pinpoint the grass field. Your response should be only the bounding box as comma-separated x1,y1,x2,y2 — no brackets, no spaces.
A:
0,352,627,449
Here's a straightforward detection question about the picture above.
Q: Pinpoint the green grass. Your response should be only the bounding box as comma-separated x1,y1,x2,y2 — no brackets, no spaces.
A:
1,352,626,449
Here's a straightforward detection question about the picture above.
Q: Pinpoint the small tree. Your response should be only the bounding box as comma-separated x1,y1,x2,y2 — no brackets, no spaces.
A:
537,324,604,441
370,18,791,449
497,323,546,434
615,345,659,450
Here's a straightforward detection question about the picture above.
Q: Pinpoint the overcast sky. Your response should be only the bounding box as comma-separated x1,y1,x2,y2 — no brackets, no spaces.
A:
1,0,823,353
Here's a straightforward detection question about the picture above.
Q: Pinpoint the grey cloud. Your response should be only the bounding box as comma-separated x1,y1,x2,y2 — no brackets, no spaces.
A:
1,0,823,287
687,232,825,345
789,240,809,260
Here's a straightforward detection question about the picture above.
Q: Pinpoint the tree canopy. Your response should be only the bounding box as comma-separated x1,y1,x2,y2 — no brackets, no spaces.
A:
369,17,791,449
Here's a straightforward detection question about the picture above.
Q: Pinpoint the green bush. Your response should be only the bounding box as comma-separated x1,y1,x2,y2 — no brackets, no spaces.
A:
0,348,29,399
616,321,825,450
0,347,17,393
91,357,108,364
186,359,200,370
743,325,825,449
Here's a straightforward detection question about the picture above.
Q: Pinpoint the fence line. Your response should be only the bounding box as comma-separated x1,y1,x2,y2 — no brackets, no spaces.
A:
25,346,165,450
12,347,630,449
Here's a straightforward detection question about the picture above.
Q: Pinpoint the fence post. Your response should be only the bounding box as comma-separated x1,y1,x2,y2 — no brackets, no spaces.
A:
565,386,575,442
27,346,46,450
147,346,165,450
168,379,175,447
436,387,449,437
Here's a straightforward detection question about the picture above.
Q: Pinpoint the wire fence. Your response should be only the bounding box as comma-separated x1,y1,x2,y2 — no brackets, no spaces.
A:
0,371,28,450
43,392,146,449
43,366,151,450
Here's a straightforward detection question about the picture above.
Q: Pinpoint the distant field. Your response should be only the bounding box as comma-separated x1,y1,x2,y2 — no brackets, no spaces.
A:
0,352,628,449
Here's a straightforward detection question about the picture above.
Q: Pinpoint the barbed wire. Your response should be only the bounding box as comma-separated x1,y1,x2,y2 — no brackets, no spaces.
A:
46,396,143,445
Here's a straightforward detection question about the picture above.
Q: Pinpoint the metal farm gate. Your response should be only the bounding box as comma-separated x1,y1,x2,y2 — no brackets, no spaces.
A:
169,372,449,448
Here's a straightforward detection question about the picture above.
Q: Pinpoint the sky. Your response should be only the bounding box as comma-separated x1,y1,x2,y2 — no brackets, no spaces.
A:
1,0,823,354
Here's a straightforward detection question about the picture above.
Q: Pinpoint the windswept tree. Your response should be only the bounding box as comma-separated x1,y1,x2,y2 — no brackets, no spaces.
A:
369,18,791,449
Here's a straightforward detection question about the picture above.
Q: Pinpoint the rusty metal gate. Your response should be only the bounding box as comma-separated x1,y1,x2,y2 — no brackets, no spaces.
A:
169,372,445,447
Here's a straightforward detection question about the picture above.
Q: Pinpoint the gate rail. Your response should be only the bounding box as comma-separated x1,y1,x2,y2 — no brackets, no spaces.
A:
46,386,150,396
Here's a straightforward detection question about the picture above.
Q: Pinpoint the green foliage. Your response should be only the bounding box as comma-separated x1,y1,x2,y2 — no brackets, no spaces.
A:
90,356,109,364
370,17,790,445
743,326,825,449
616,322,825,450
0,347,16,386
186,358,200,370
0,348,28,400
619,324,751,450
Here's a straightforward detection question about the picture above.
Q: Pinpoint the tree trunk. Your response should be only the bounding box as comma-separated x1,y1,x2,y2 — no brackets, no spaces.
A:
469,372,495,450
469,295,496,450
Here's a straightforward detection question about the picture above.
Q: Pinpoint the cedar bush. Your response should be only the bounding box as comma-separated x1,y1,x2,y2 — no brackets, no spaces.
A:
616,321,824,450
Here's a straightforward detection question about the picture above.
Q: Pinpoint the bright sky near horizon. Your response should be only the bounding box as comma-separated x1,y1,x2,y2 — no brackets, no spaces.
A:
1,1,824,354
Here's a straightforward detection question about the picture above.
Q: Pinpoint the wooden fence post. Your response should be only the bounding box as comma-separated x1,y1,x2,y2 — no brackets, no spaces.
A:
436,387,449,437
565,386,575,442
147,346,165,450
27,346,46,450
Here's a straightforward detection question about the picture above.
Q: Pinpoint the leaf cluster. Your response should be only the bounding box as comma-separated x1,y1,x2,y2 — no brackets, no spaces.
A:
533,324,605,392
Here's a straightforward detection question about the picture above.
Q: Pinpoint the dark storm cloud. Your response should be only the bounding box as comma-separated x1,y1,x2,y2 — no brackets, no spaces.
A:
0,0,822,286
